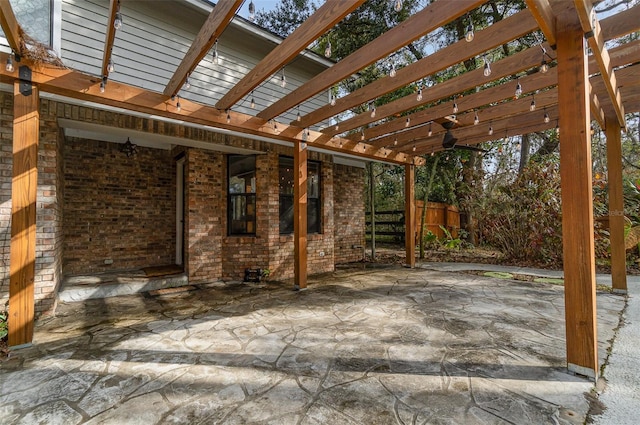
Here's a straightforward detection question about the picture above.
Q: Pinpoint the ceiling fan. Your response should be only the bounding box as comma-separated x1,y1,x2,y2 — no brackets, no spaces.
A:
441,120,487,153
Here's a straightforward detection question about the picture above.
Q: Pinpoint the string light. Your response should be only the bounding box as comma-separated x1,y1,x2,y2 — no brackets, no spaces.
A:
483,55,491,77
393,138,398,146
465,14,474,42
416,88,423,102
428,122,432,137
405,117,410,128
329,88,336,106
488,122,493,136
296,106,301,122
280,67,287,88
452,96,459,114
540,46,549,73
184,73,191,90
5,54,14,72
474,110,479,125
514,79,522,98
114,0,123,30
248,0,256,22
250,91,255,109
389,62,397,78
530,95,536,111
324,40,332,58
176,95,181,112
226,109,231,123
543,107,550,123
412,144,417,152
334,122,339,131
393,0,403,12
361,128,365,141
369,101,376,118
108,58,115,73
212,40,219,65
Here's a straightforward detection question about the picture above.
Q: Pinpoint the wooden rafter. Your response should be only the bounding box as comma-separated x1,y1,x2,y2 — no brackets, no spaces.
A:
524,0,556,47
101,0,118,79
575,0,626,129
0,52,422,165
164,0,244,97
600,2,640,41
295,9,538,128
323,42,555,138
0,0,22,53
215,0,364,111
257,0,486,121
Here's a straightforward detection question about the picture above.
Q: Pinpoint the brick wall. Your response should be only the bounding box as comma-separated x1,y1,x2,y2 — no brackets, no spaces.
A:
333,164,366,263
185,149,223,283
63,138,176,274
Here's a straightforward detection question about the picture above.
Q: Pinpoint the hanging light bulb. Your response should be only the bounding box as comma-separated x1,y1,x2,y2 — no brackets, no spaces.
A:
428,122,432,137
452,99,459,114
393,0,403,12
389,62,396,78
330,93,336,106
335,122,339,131
488,124,493,136
248,0,256,22
393,138,398,146
212,40,219,65
226,109,231,123
5,55,14,72
543,108,550,123
516,141,521,150
474,110,479,125
176,95,181,112
296,106,301,122
412,144,417,152
530,96,536,111
370,102,376,118
99,76,107,93
465,15,474,42
250,91,255,109
540,47,549,73
514,80,522,98
280,68,287,88
184,73,191,90
405,117,410,128
114,1,123,30
324,40,332,58
483,56,491,77
108,58,115,73
416,88,423,102
361,128,365,141
99,80,105,93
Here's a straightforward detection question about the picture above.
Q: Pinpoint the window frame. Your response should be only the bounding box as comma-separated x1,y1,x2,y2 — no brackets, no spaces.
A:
278,156,322,235
227,155,257,236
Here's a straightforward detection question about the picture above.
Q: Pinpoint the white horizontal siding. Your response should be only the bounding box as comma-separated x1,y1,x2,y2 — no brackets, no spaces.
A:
60,0,330,127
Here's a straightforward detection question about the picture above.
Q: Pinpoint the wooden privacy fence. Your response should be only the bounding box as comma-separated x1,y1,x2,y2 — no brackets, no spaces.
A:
365,201,460,243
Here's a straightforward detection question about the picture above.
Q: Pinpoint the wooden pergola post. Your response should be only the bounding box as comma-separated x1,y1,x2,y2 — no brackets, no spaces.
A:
9,76,39,348
294,141,308,290
605,125,628,293
557,15,599,379
404,163,415,268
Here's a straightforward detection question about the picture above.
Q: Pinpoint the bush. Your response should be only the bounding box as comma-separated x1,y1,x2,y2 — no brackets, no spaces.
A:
480,158,563,266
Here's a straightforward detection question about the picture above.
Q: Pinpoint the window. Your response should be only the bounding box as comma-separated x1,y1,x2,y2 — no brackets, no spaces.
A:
0,0,52,46
279,157,321,234
228,155,256,235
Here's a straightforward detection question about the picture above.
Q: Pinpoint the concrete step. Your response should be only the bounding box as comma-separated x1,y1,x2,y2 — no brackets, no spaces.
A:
58,270,189,302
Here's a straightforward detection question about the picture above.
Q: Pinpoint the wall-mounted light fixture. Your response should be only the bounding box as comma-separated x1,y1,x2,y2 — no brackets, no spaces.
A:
120,137,137,157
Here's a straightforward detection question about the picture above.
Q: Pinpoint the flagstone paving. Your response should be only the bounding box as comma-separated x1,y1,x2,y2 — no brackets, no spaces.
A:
0,266,625,424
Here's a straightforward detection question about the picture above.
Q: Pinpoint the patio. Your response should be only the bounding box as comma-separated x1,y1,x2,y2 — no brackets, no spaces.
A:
0,266,624,424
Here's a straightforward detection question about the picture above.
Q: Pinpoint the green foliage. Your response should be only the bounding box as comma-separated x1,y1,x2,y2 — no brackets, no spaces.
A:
422,230,439,250
439,225,462,250
0,310,7,340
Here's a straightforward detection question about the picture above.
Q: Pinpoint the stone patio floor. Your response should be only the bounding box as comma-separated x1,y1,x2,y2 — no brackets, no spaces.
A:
0,266,626,424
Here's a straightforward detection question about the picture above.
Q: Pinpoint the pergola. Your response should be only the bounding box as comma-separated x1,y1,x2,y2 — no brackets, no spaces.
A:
1,0,639,380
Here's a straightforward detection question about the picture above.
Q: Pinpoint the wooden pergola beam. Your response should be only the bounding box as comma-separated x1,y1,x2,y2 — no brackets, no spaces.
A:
575,0,626,130
296,9,538,128
324,42,554,138
0,0,22,52
0,52,422,165
600,2,640,41
258,0,485,121
164,0,244,97
101,0,118,79
293,141,308,290
215,0,364,111
524,0,557,47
